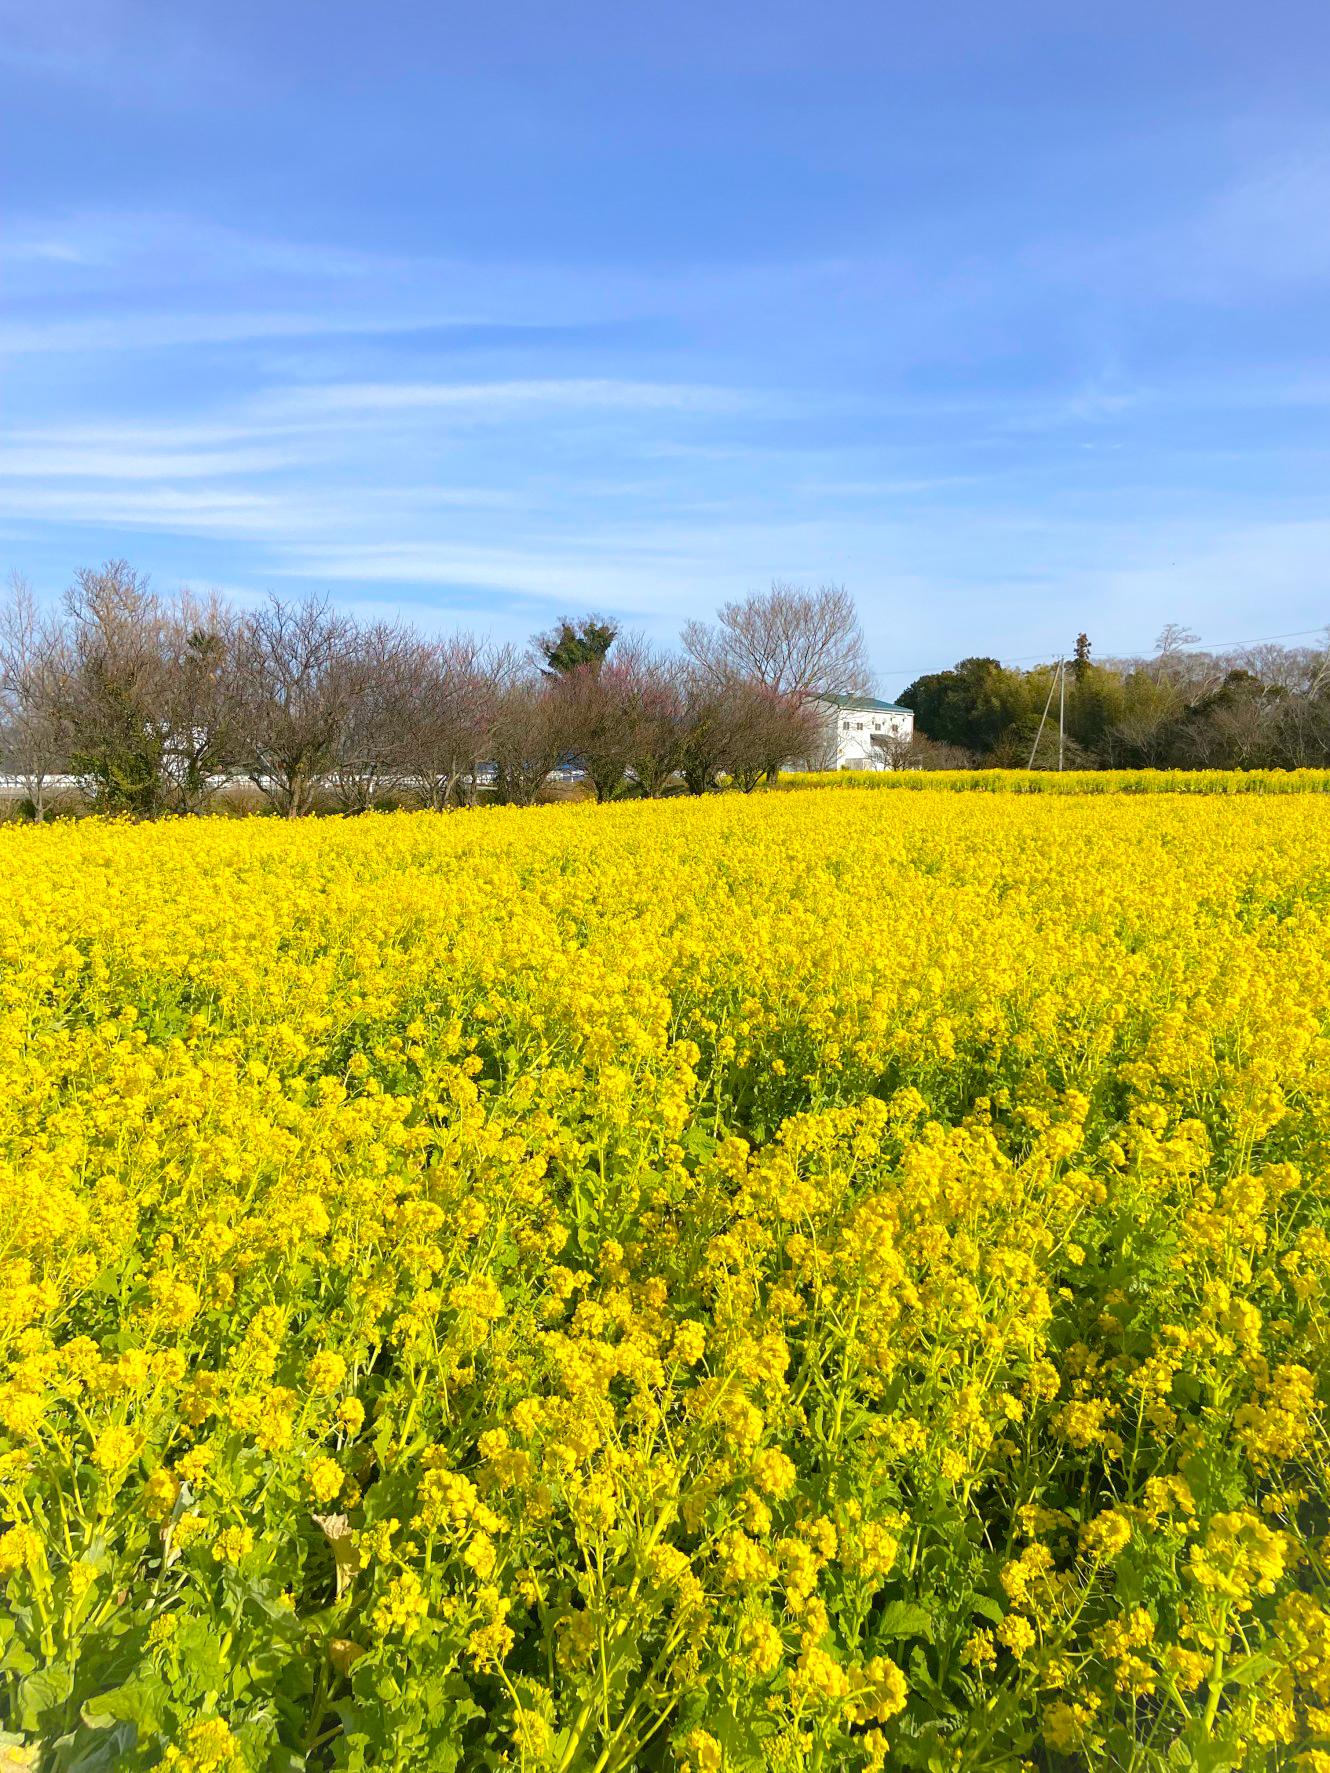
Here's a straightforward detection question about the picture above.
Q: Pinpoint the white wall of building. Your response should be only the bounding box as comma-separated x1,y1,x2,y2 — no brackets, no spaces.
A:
821,703,914,769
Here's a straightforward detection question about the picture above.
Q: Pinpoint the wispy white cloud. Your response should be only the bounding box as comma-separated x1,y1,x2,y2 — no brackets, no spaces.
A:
2,210,405,285
793,475,981,498
4,420,295,450
0,378,742,502
0,306,477,356
5,237,90,265
0,204,903,359
5,114,1330,663
0,480,525,541
0,445,304,481
257,377,747,419
274,542,706,611
0,486,305,538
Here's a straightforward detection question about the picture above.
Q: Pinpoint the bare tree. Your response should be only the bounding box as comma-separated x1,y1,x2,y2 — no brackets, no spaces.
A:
1237,641,1324,696
550,657,641,802
872,729,918,772
681,582,873,699
1311,630,1330,699
1154,622,1199,659
62,561,171,816
0,573,71,820
893,733,974,771
1272,686,1330,768
157,590,242,814
624,648,686,797
718,680,818,792
395,634,500,811
328,620,415,814
233,595,366,817
1182,693,1278,770
1146,625,1231,701
677,668,733,795
489,676,565,806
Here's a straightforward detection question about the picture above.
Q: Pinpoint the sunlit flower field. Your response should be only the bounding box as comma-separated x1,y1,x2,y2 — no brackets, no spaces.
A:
778,767,1330,795
2,784,1329,1772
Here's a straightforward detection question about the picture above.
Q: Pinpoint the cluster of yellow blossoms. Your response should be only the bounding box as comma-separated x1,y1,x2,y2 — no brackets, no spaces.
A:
0,781,1328,1771
780,765,1330,796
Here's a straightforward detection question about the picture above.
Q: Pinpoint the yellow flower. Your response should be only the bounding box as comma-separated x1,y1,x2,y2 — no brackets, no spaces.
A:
997,1614,1037,1658
0,1525,43,1579
212,1525,254,1566
370,1568,429,1637
1042,1700,1100,1755
962,1629,997,1671
740,1618,784,1675
1079,1509,1132,1563
1188,1511,1290,1606
335,1397,366,1435
307,1456,344,1504
306,1350,348,1394
91,1425,139,1475
143,1467,182,1522
161,1717,242,1772
750,1447,797,1500
681,1730,723,1773
450,1276,506,1321
847,1655,908,1725
791,1644,850,1705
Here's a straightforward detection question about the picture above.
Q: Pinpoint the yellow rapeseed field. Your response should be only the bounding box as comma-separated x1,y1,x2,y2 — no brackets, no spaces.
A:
778,767,1330,795
1,785,1329,1772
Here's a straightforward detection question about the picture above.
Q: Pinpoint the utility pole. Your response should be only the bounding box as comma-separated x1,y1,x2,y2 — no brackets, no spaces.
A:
1058,656,1066,771
1027,657,1064,771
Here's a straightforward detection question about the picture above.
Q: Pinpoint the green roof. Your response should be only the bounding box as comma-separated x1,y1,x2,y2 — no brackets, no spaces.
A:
813,692,911,714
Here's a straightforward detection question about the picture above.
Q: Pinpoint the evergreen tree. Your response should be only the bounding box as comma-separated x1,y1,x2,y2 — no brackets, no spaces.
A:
536,617,617,677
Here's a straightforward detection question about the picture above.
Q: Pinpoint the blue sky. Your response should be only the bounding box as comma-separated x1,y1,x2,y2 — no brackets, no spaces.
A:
3,0,1329,684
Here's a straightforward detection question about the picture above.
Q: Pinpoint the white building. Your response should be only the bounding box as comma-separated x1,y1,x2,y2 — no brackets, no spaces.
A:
805,693,915,770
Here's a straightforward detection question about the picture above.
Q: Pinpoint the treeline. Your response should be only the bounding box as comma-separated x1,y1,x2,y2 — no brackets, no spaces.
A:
902,628,1330,770
0,567,871,819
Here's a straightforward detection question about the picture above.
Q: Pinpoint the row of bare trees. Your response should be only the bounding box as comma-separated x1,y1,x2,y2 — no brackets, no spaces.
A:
0,566,860,818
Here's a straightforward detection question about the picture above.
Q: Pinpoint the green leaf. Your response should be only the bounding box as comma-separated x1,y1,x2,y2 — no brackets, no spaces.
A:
876,1600,934,1640
1187,1736,1244,1773
0,1640,37,1679
81,1672,168,1735
684,1125,718,1160
64,1719,140,1773
18,1663,73,1734
174,1618,227,1693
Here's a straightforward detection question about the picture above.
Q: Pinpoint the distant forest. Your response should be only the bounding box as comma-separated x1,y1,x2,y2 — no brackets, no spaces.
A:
900,628,1330,770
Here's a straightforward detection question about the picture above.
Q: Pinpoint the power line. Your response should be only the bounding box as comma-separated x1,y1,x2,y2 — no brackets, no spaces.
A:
876,622,1328,681
1174,625,1327,652
878,648,1059,679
